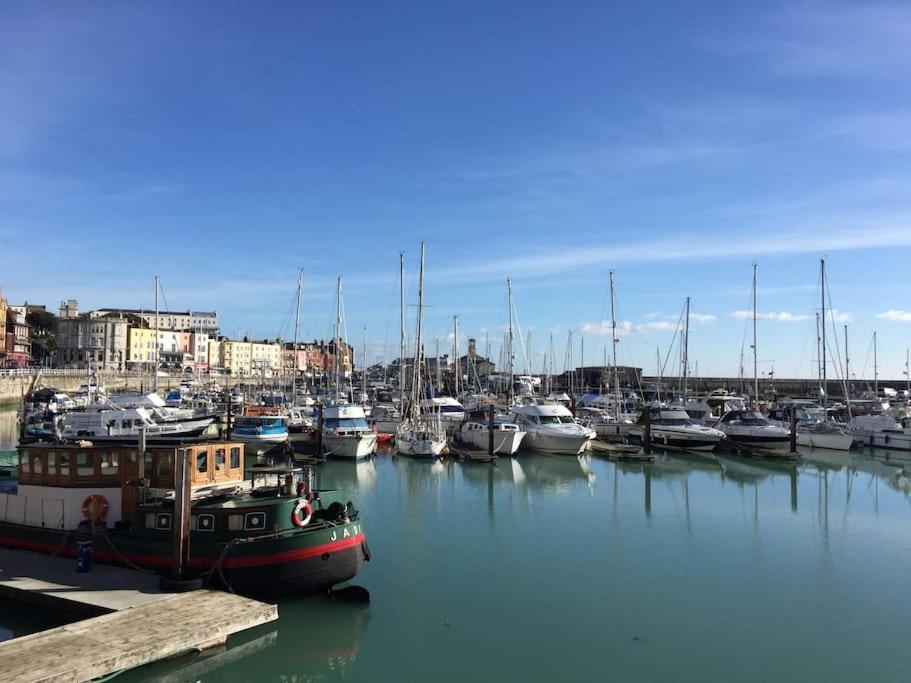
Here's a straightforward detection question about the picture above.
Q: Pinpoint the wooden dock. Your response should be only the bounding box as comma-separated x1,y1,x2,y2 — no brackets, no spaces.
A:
590,439,654,462
0,548,278,682
447,444,499,463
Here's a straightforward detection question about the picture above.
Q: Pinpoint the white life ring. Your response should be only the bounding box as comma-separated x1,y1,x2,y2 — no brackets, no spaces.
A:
291,500,312,527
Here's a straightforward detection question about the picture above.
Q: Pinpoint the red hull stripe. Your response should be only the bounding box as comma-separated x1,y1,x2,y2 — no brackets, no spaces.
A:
0,532,365,570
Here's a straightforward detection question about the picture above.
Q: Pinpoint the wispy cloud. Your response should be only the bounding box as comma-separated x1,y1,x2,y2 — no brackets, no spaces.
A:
433,221,911,284
577,312,715,337
715,3,911,80
877,310,911,322
731,310,811,322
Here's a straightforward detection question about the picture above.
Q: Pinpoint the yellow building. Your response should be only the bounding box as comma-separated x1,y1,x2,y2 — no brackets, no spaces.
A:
250,341,281,376
127,327,156,365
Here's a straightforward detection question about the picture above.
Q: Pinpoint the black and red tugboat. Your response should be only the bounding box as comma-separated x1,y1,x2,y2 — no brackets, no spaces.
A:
0,441,369,597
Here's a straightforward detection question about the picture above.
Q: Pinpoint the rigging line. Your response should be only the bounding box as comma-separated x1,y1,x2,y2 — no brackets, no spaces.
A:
822,268,846,383
659,301,687,381
275,286,297,342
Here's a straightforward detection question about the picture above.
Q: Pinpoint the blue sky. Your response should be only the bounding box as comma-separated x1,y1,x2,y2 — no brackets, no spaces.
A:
3,1,911,379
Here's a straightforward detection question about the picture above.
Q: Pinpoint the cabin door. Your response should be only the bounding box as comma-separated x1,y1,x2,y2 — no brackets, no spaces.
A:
121,450,141,522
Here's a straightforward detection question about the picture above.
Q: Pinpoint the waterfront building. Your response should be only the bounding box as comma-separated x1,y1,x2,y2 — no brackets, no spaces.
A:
0,289,7,365
4,308,31,367
93,307,218,334
56,302,128,371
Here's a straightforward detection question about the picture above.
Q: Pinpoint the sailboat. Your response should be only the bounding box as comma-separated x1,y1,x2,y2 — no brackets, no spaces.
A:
712,265,790,452
321,277,378,460
395,242,448,458
793,259,855,451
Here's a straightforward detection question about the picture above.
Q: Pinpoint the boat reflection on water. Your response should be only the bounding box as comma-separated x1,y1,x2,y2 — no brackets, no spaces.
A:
800,448,911,498
122,597,371,682
320,456,379,494
520,453,595,492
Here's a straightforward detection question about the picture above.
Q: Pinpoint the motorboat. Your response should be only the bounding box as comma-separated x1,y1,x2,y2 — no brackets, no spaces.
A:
849,414,911,451
420,396,465,425
368,403,401,434
230,416,289,450
458,408,526,455
510,401,595,455
628,407,725,451
768,401,855,451
61,406,215,444
321,404,377,460
712,410,791,452
575,405,633,439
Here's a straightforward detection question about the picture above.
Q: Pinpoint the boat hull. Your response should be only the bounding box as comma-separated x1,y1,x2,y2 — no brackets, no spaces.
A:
797,431,854,451
521,431,590,455
459,429,526,455
0,519,368,598
628,428,721,452
395,436,446,457
323,434,378,460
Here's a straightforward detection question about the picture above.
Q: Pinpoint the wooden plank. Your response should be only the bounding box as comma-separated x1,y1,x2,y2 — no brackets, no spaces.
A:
0,590,278,683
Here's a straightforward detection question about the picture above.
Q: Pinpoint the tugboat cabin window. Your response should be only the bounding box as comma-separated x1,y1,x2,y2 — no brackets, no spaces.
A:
32,454,43,474
59,453,69,476
77,452,94,476
155,513,172,530
230,447,240,469
196,451,208,474
100,452,119,477
47,452,56,476
196,513,215,532
245,512,266,531
215,449,225,472
19,451,29,473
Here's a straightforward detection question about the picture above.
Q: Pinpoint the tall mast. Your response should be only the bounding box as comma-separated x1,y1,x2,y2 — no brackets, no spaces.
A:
153,275,159,392
820,259,827,411
752,263,759,407
525,330,532,377
362,324,367,402
435,337,441,393
609,270,620,419
874,330,879,396
412,242,426,418
507,278,514,404
399,252,405,404
906,347,910,397
453,315,460,396
844,324,852,414
682,297,690,403
292,266,303,398
334,276,341,401
580,336,585,393
567,331,573,397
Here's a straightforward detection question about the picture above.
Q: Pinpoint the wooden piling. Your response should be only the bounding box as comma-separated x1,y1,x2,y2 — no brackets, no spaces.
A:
488,404,495,456
789,405,797,454
316,403,325,458
643,406,652,455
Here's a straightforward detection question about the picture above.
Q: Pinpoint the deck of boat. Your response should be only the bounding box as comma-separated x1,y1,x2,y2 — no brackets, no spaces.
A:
0,547,277,682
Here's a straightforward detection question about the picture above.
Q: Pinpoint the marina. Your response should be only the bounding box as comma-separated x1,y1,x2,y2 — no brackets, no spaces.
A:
3,402,911,680
4,3,911,679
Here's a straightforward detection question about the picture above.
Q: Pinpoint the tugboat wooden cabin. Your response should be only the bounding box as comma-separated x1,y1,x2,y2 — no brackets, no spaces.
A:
0,441,370,596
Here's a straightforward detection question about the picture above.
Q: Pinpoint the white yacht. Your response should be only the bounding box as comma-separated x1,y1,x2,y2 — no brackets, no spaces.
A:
510,401,595,455
575,406,634,439
368,404,401,434
458,409,526,455
421,396,466,425
712,410,791,452
395,414,447,458
61,406,213,443
850,414,911,451
768,400,855,451
628,407,725,451
322,404,377,460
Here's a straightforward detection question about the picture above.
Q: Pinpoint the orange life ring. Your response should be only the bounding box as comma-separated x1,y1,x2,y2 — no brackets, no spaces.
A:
82,494,109,522
291,500,312,527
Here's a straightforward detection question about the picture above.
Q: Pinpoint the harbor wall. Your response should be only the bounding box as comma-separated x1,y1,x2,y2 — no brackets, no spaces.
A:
0,373,146,405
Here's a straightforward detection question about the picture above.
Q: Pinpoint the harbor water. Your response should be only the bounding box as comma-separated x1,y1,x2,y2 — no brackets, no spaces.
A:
2,408,910,681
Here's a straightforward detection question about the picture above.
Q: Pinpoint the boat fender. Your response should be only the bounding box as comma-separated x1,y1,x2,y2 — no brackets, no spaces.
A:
82,494,109,522
292,500,312,527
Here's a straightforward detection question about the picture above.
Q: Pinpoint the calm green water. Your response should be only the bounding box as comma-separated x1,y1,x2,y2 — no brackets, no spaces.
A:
3,406,911,681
